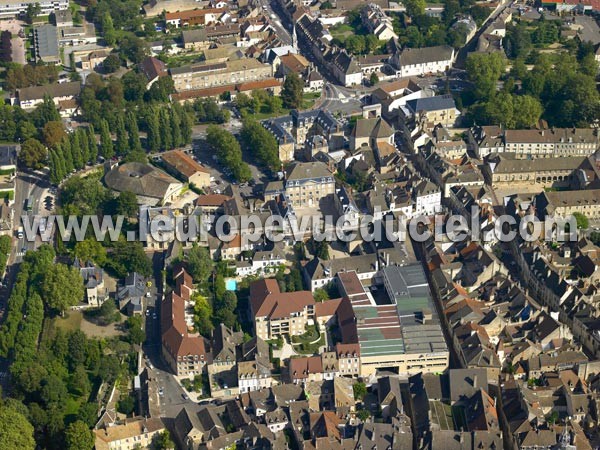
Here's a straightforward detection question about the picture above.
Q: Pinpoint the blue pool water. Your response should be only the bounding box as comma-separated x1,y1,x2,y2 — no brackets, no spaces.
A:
225,279,237,291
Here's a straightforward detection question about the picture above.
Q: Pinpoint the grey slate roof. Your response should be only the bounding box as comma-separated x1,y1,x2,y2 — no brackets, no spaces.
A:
17,81,81,102
34,24,58,60
406,94,457,113
104,162,180,200
399,45,454,66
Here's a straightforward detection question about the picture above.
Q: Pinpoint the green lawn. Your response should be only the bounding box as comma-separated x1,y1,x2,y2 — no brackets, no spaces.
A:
329,23,354,40
291,325,324,354
164,52,202,68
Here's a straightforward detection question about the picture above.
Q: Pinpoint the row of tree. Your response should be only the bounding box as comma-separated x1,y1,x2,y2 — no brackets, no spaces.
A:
206,126,252,182
49,126,98,184
5,64,60,91
240,119,280,171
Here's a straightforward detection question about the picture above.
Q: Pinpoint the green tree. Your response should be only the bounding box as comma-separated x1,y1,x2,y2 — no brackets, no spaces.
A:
466,52,506,101
175,103,193,144
0,406,35,449
78,128,90,164
281,73,303,109
18,138,46,169
573,212,589,230
41,264,85,315
146,106,161,152
125,111,142,153
353,382,367,400
65,420,94,450
404,0,426,17
313,288,330,302
193,294,213,336
153,430,175,450
74,239,107,265
25,2,41,24
87,125,98,163
159,107,173,150
49,150,62,185
70,365,91,397
187,245,213,282
117,396,135,415
102,13,116,46
146,76,175,103
116,191,139,218
108,240,152,278
99,299,119,325
126,315,145,345
70,129,84,170
206,126,251,182
512,95,543,128
115,112,129,156
369,72,379,86
102,54,121,73
357,409,370,421
33,95,61,128
99,119,114,160
240,119,280,170
42,121,66,148
170,107,182,148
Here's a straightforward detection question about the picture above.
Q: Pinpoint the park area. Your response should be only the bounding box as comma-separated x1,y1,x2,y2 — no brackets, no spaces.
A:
291,324,325,355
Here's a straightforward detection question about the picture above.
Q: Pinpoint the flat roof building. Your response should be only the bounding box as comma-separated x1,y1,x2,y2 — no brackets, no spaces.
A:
337,266,449,378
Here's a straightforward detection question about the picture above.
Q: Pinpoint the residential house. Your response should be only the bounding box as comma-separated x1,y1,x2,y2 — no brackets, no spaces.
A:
139,56,168,89
117,272,147,315
161,288,211,377
249,278,315,340
405,94,461,129
53,9,73,27
237,336,272,393
80,49,110,70
208,324,244,398
390,44,455,78
74,258,106,307
94,417,166,450
182,28,210,50
289,355,323,384
361,3,398,41
165,8,226,27
283,161,335,208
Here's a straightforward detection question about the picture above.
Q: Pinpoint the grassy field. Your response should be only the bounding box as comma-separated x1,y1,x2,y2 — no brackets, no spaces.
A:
329,23,354,40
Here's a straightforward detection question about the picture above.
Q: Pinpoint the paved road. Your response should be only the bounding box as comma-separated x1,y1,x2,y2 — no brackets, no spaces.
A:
263,0,292,46
140,251,200,419
12,170,50,262
319,83,364,116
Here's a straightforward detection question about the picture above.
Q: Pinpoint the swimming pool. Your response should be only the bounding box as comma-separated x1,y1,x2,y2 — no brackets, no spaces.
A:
225,279,237,291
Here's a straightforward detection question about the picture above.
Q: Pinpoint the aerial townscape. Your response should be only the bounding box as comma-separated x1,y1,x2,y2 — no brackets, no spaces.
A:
5,0,600,449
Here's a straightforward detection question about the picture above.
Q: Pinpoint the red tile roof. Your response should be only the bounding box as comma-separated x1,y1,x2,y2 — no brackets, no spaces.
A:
165,8,226,20
236,78,282,92
335,342,360,358
289,356,323,379
161,149,210,179
315,298,342,318
161,291,210,361
195,194,232,207
249,278,315,319
139,56,167,82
